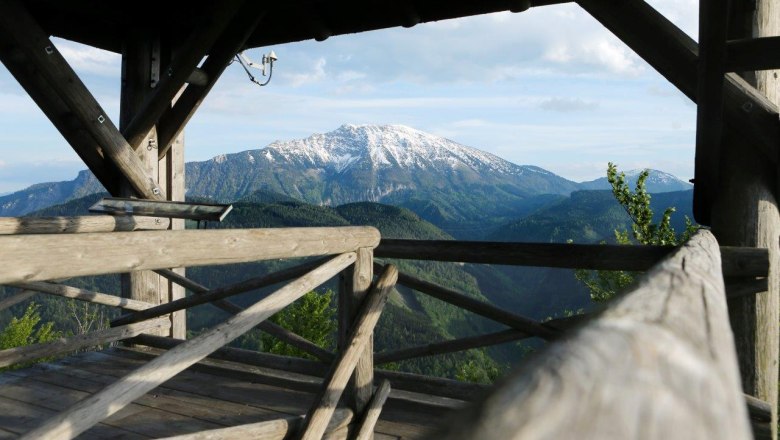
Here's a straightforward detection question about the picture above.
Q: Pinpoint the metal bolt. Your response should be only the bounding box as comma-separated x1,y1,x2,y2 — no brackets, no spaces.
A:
97,115,106,123
742,102,754,112
152,188,161,195
44,46,54,55
155,218,161,224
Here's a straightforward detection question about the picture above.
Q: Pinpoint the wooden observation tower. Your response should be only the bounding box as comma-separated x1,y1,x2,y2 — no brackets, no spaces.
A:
0,0,779,438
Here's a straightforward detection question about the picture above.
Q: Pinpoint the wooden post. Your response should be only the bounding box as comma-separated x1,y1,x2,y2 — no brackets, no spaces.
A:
119,30,168,336
711,1,780,437
339,248,375,416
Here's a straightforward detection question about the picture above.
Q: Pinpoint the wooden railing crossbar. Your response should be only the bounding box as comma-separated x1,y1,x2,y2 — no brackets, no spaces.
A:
113,257,329,326
376,239,769,277
152,266,334,362
298,264,398,440
354,379,392,440
376,262,560,340
12,281,154,312
0,216,170,235
0,317,170,369
0,289,36,312
21,252,357,440
374,314,586,365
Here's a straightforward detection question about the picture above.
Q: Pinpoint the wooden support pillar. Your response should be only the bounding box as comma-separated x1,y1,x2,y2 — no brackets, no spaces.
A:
339,248,375,419
119,32,185,337
712,1,780,437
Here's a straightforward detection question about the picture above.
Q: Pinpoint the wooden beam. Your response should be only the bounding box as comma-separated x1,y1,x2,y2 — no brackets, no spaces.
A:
0,44,118,194
298,264,397,440
0,226,380,284
726,36,780,71
354,380,392,440
376,239,769,277
347,248,375,415
153,265,336,362
153,409,353,440
433,230,752,439
577,0,780,213
89,198,233,222
726,278,770,299
20,252,356,440
0,317,169,369
0,0,165,200
121,1,243,151
0,216,169,235
694,0,730,223
10,282,154,311
374,314,585,365
378,262,560,340
156,2,267,158
0,290,35,312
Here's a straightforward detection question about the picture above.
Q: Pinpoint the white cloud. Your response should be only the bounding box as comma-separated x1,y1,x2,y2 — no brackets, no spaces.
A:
538,97,599,113
281,57,327,87
53,38,120,77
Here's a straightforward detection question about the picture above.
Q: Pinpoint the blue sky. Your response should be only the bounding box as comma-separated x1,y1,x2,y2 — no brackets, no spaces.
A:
0,1,697,194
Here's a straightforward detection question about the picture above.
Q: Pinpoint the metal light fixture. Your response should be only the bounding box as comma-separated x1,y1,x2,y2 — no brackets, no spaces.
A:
234,50,277,86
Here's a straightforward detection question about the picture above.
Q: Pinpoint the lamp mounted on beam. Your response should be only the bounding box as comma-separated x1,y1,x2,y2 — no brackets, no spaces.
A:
233,50,277,86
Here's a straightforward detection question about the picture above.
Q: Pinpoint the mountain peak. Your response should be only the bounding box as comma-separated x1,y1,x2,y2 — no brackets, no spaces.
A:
579,169,692,193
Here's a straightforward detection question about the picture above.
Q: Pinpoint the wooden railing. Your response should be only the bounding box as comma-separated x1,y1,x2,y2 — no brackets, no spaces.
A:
0,221,389,440
0,218,772,439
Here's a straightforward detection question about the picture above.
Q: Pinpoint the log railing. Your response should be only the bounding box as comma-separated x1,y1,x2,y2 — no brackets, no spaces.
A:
0,225,388,440
0,222,771,439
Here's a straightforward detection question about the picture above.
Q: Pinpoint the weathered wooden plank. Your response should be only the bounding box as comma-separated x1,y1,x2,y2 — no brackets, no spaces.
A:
0,216,169,235
0,0,165,200
434,230,752,439
298,264,397,440
355,380,392,440
152,265,335,362
0,318,169,369
726,278,770,299
121,2,242,151
155,409,353,440
21,253,355,440
156,2,267,158
379,263,559,340
166,129,187,339
349,248,375,415
0,226,379,284
376,240,768,276
89,198,233,222
11,281,154,311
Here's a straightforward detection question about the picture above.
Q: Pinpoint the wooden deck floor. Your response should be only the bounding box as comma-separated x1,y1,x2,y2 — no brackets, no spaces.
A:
0,347,463,439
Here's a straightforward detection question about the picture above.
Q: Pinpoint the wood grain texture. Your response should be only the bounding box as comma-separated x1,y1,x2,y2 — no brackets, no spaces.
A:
0,216,169,235
355,380,392,440
19,252,356,440
0,226,380,284
298,264,397,440
434,230,752,440
11,281,154,311
154,409,353,440
350,248,375,415
0,317,169,369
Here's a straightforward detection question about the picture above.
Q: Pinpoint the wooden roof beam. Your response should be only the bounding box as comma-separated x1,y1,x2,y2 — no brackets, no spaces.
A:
0,42,118,195
156,2,267,159
121,0,244,151
577,0,780,222
693,0,730,224
726,36,780,71
0,0,164,200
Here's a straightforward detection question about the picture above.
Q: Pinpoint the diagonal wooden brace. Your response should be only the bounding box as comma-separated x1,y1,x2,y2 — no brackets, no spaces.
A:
0,0,164,200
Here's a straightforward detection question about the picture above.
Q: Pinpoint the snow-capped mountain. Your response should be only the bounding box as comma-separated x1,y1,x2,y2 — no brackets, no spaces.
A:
579,169,692,193
185,124,579,206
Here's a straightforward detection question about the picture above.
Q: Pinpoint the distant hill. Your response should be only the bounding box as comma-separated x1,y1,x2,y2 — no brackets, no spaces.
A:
579,169,692,193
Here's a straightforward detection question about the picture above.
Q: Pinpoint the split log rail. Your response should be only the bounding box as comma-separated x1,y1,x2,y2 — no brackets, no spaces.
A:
0,221,771,439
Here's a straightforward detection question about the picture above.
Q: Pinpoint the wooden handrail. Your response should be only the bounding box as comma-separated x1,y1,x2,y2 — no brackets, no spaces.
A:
432,230,753,439
0,216,169,235
0,226,380,284
21,252,357,440
376,239,769,276
12,281,154,311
